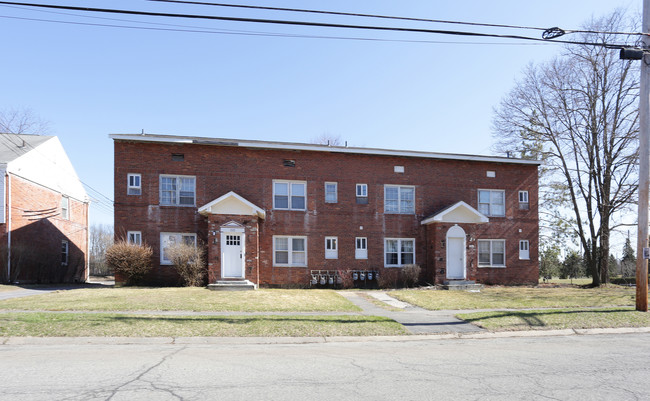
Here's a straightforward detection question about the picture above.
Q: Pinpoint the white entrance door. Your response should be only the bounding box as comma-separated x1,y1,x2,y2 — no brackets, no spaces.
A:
446,225,466,280
221,233,244,278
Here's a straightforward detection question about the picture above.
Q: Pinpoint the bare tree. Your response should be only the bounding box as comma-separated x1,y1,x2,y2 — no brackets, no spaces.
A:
0,107,50,134
310,132,343,146
89,224,114,276
493,10,639,286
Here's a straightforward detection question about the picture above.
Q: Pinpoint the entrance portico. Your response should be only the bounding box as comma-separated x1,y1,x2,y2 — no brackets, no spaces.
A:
198,191,265,286
421,201,489,284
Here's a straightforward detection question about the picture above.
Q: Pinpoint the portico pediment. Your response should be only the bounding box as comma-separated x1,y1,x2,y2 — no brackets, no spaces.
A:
421,201,489,225
198,191,266,219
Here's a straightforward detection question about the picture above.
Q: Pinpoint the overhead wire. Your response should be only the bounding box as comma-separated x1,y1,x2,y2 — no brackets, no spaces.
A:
0,14,551,45
0,1,633,48
148,0,553,32
150,0,649,38
0,4,555,45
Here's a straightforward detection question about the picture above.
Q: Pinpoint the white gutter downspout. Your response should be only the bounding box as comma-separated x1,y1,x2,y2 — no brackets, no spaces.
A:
6,173,11,283
85,200,90,282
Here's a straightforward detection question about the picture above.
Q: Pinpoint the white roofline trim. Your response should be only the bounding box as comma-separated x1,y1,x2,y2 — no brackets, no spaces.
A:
198,191,266,219
110,134,541,166
421,201,489,225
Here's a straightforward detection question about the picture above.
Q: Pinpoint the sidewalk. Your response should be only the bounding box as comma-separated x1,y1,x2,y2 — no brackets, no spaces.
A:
338,291,484,334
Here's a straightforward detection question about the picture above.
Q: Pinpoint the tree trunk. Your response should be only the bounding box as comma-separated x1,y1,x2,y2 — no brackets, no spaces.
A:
590,238,601,287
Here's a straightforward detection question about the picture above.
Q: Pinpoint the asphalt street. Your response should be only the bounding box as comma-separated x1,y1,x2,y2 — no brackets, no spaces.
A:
1,333,648,401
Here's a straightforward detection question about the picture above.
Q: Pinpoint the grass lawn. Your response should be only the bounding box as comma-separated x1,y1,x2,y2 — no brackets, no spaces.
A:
457,307,650,331
0,287,360,312
389,286,635,310
0,312,406,337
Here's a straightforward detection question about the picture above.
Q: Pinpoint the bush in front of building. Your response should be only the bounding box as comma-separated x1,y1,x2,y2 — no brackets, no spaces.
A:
401,264,422,287
166,242,206,287
378,268,400,289
105,240,153,285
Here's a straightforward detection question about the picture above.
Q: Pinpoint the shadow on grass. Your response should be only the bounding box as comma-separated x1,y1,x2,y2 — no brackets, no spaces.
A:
458,308,634,328
6,313,391,326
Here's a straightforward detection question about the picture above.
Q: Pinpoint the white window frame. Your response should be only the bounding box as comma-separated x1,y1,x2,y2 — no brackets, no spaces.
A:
159,175,196,206
324,182,338,203
325,236,338,259
128,173,142,196
384,185,415,214
356,183,368,197
273,180,307,211
478,189,505,217
355,237,368,259
478,239,506,267
384,238,415,267
518,190,529,210
519,240,530,260
61,196,70,220
61,240,69,266
160,232,197,265
273,236,308,267
128,231,142,245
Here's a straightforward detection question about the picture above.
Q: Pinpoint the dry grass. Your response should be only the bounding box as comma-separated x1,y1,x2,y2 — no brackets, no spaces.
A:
0,312,406,337
457,307,650,331
538,278,593,285
0,285,20,293
390,285,635,310
0,287,360,312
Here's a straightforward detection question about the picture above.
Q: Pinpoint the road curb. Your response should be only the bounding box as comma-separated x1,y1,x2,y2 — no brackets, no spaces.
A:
3,327,650,345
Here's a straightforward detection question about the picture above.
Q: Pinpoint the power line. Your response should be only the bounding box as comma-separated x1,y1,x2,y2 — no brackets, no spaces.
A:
148,0,552,32
0,14,552,46
150,0,649,38
0,1,632,48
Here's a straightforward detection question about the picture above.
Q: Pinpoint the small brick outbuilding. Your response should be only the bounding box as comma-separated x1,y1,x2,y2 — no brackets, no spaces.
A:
112,134,539,287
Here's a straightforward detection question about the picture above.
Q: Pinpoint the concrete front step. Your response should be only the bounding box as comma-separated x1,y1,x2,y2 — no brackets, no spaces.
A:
442,280,484,291
207,280,257,291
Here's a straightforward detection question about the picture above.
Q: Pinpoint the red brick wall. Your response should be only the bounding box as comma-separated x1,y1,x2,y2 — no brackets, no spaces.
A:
114,140,538,286
6,175,88,283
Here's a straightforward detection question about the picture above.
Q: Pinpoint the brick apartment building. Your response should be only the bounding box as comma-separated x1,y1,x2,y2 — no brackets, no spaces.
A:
112,134,539,287
0,134,89,283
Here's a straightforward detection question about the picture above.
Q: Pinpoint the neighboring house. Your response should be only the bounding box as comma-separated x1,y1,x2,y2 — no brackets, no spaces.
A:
112,134,539,287
0,134,89,283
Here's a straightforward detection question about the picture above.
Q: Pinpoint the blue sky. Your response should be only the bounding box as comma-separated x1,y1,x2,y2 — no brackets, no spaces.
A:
0,0,639,229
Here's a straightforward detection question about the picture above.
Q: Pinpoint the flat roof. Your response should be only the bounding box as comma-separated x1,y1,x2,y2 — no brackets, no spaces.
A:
109,133,541,166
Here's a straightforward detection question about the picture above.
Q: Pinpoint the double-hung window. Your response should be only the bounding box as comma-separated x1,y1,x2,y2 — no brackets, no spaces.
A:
160,232,197,264
384,238,415,267
160,175,195,206
325,236,338,259
355,237,368,259
61,240,69,266
478,240,506,267
518,191,529,210
478,189,505,217
128,231,142,245
324,182,337,203
384,185,415,214
61,196,70,220
274,236,307,266
128,174,142,195
356,184,368,204
273,180,306,210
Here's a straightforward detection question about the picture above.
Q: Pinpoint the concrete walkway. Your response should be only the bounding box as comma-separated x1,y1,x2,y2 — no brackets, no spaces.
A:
338,291,483,334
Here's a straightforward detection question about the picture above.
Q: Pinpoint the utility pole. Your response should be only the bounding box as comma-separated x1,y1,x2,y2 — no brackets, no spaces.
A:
636,0,650,312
